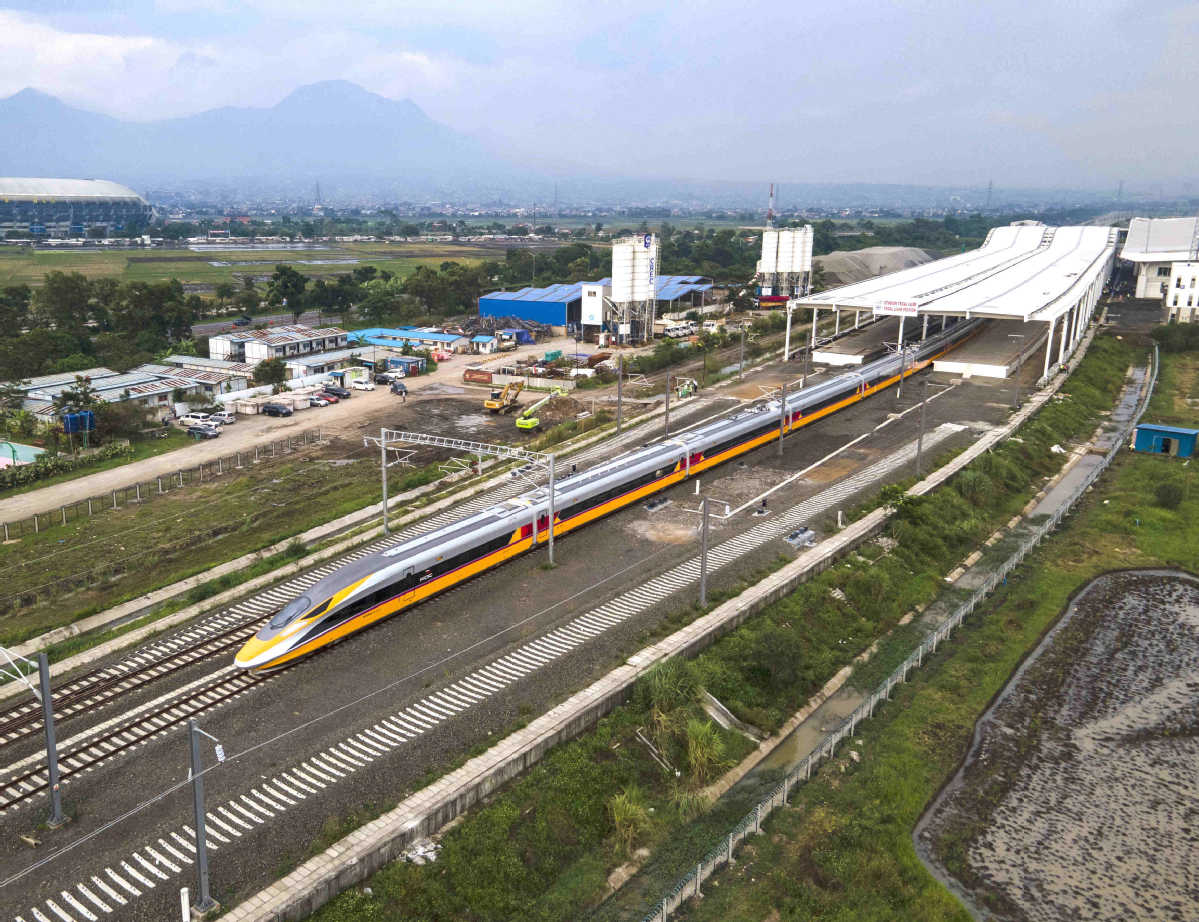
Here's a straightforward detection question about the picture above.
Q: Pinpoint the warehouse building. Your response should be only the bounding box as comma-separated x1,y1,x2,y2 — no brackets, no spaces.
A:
478,276,712,336
1120,216,1199,300
0,178,153,237
12,367,201,418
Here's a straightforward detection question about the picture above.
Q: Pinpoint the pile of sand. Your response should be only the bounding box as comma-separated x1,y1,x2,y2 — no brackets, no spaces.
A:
815,246,932,287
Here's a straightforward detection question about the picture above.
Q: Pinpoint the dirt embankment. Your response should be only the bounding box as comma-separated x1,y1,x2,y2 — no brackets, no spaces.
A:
917,570,1199,922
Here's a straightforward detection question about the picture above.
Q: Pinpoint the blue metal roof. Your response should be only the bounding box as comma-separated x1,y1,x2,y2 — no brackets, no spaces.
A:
471,335,496,343
349,327,466,345
1136,423,1199,435
479,275,710,305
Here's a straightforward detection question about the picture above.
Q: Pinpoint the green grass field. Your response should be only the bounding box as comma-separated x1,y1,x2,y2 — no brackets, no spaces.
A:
1146,350,1199,427
0,241,494,288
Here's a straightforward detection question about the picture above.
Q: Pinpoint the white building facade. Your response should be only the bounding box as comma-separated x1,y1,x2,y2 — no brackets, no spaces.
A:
1166,262,1199,323
1120,216,1199,300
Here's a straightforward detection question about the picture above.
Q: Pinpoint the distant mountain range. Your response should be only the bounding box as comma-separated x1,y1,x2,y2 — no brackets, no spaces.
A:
0,80,523,198
0,81,1129,209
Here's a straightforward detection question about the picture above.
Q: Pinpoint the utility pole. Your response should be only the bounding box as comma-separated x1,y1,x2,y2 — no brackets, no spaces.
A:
698,496,709,607
802,344,811,388
38,653,64,828
616,352,623,433
188,720,218,917
783,299,794,361
739,326,745,380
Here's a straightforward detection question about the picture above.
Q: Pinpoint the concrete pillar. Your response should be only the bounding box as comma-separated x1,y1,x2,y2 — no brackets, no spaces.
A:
811,307,819,349
921,314,929,339
1058,310,1070,364
897,315,906,349
854,310,861,329
834,308,841,335
1043,315,1056,379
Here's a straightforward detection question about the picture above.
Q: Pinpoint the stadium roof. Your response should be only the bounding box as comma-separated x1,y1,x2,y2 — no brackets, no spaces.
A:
0,178,146,203
1120,216,1199,263
796,225,1117,323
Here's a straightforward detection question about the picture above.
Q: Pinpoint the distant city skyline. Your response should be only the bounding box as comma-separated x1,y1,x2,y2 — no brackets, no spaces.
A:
0,1,1196,194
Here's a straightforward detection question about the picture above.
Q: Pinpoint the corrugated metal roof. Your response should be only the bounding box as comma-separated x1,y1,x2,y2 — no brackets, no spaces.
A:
0,177,146,202
1136,423,1199,435
479,275,711,305
471,335,496,342
16,368,120,390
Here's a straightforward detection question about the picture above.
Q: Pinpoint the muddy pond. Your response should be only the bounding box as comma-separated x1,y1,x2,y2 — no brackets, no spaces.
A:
917,570,1199,921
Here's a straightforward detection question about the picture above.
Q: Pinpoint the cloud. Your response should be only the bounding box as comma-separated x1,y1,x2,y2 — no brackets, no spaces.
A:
0,1,1191,190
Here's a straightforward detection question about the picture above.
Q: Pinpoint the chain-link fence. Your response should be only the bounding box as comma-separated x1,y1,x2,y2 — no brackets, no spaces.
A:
0,428,323,541
643,348,1157,922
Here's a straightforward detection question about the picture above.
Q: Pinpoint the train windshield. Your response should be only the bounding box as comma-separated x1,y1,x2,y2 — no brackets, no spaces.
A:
269,595,312,629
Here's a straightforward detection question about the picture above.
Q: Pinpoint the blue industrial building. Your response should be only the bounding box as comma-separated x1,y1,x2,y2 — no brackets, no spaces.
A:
1132,423,1198,459
478,275,713,334
347,327,470,352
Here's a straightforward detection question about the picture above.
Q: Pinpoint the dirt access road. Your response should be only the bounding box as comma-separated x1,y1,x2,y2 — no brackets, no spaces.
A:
0,334,592,524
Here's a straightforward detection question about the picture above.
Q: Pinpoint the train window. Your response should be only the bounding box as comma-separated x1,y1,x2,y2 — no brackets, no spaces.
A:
270,595,311,629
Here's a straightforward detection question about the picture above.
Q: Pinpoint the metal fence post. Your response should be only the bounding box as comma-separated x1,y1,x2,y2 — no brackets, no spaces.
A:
112,490,117,509
158,476,164,495
61,507,66,526
33,513,39,534
217,457,222,475
135,483,141,502
87,498,92,515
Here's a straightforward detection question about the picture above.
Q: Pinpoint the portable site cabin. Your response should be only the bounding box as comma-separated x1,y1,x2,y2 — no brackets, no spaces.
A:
1132,423,1198,458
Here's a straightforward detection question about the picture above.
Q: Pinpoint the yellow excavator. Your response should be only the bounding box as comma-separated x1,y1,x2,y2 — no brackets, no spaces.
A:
484,380,524,413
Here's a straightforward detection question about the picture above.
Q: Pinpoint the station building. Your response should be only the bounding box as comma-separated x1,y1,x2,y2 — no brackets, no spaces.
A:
1120,216,1199,302
0,178,152,237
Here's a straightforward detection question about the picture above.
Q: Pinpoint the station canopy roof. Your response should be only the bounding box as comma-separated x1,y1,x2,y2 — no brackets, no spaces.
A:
795,224,1117,323
1120,216,1199,263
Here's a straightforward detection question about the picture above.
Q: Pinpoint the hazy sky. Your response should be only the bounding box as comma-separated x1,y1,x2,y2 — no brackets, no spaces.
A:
0,0,1194,191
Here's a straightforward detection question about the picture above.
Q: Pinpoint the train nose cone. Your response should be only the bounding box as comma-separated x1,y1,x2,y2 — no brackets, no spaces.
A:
235,634,276,670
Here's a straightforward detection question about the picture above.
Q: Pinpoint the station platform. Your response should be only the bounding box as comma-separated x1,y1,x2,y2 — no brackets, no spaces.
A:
933,319,1049,379
812,318,898,366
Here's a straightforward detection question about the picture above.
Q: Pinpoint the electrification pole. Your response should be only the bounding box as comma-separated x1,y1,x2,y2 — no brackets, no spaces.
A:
664,374,671,439
916,377,928,478
778,380,787,457
38,653,64,828
380,431,389,535
739,326,745,380
616,352,623,434
547,454,556,566
698,496,709,607
189,720,218,916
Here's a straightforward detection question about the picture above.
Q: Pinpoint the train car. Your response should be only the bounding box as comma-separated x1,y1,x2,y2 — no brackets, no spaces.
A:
235,319,979,671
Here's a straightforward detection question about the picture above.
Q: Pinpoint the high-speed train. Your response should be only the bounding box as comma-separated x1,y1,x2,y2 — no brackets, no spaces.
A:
235,319,979,671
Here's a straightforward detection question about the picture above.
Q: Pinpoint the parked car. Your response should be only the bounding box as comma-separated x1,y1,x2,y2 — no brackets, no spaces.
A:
209,410,237,425
323,384,351,398
232,315,253,327
315,391,340,403
390,381,408,396
308,395,330,407
374,372,393,384
351,378,375,391
186,424,221,439
178,412,213,427
261,403,293,417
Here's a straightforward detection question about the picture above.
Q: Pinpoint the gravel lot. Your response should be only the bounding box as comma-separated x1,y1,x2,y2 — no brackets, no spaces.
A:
918,570,1199,922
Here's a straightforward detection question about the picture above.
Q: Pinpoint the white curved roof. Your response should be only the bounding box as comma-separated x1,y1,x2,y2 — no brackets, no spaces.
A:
0,178,145,203
1120,216,1199,263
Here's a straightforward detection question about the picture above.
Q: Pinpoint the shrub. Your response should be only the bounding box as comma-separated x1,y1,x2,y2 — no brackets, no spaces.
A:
608,785,651,857
684,717,726,785
0,441,133,491
1155,481,1184,509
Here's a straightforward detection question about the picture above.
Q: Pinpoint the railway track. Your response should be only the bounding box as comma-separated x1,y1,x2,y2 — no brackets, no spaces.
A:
0,399,727,764
0,666,278,815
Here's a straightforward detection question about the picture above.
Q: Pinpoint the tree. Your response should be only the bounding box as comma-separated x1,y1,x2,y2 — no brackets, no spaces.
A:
52,375,104,415
0,379,26,412
0,285,31,330
214,282,236,312
31,271,93,333
253,358,287,386
267,264,308,313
